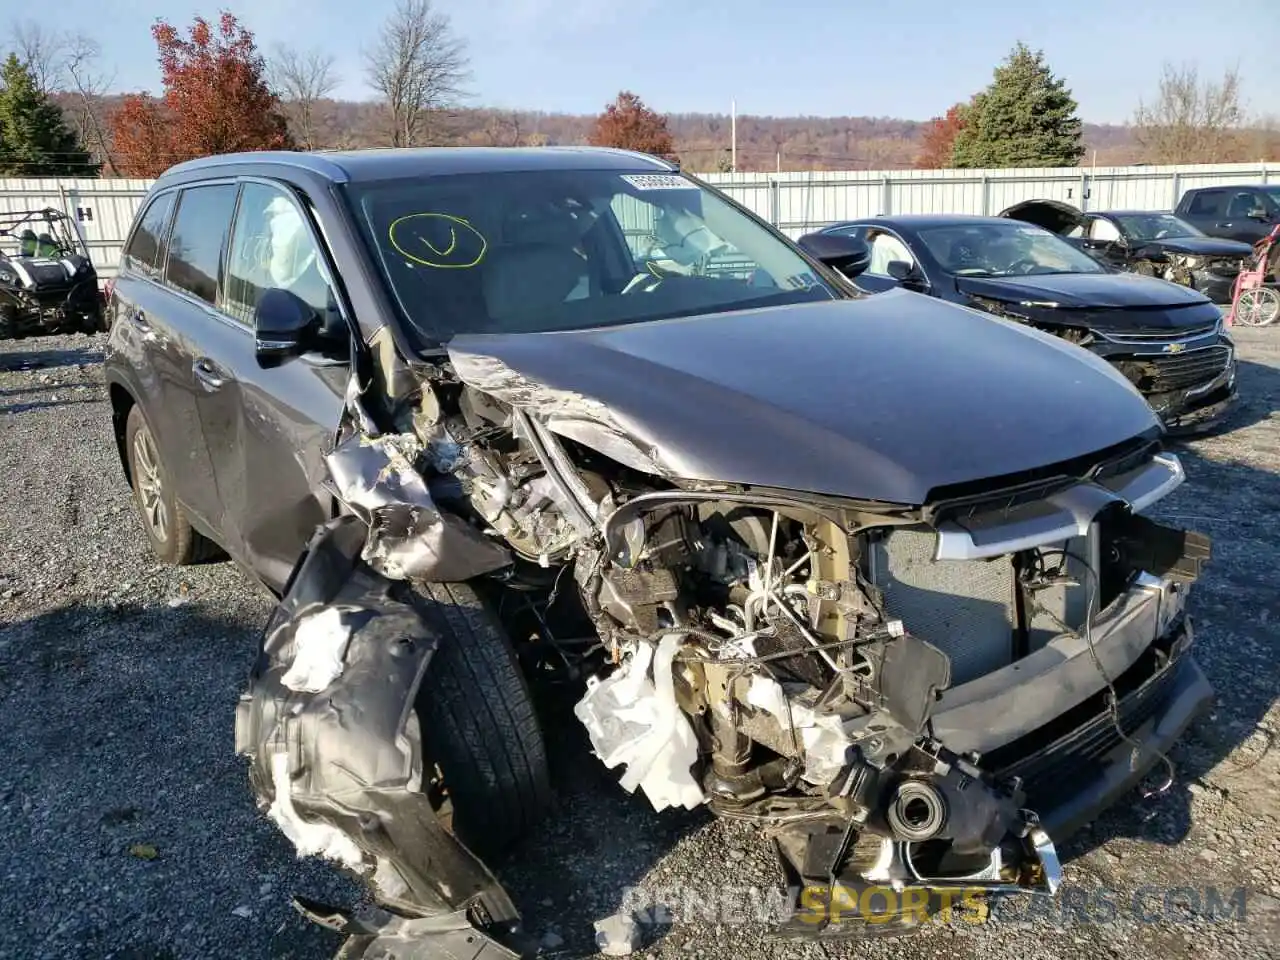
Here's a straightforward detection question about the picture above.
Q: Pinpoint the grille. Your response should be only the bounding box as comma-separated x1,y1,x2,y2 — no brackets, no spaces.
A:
1114,345,1232,393
1100,321,1219,344
868,528,1015,686
989,652,1181,809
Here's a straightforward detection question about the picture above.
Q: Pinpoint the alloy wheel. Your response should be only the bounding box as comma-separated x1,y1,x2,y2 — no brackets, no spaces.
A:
132,426,169,543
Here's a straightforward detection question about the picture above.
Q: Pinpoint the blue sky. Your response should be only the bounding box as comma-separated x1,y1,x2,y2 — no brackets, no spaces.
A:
25,0,1267,123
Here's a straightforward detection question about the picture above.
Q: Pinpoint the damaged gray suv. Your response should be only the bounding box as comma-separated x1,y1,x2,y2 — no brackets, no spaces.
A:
104,147,1214,956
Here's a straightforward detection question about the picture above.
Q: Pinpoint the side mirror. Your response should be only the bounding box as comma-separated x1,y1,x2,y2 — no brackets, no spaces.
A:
1249,207,1270,221
796,232,871,278
254,288,319,361
885,259,915,282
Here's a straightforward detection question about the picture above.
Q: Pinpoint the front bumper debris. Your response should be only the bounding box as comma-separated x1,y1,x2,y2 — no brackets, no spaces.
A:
1189,268,1239,305
1027,654,1213,840
770,823,1063,938
234,517,529,958
1160,380,1237,435
1112,344,1237,434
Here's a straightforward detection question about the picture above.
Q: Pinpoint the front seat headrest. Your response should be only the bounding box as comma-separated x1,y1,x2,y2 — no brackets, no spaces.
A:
483,243,587,325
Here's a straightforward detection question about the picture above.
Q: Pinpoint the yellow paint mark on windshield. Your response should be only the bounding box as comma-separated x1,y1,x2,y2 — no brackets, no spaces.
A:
388,213,487,269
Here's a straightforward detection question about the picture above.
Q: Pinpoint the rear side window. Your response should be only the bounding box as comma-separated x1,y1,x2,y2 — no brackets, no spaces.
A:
123,192,175,278
165,184,238,305
1186,190,1225,216
1225,191,1261,218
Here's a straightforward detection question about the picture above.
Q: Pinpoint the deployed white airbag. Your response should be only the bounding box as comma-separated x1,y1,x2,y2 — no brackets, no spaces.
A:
574,634,706,812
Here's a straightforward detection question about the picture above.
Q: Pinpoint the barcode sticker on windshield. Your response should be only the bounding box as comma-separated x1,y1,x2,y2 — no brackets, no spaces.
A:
622,174,694,191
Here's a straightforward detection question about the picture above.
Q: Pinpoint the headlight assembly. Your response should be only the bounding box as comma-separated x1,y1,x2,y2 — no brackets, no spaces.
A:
966,295,1027,320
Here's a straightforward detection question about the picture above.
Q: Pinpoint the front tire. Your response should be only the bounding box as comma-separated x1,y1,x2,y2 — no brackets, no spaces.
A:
124,405,215,565
409,580,553,856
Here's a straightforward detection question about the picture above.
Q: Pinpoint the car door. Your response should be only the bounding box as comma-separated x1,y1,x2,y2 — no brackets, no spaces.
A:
1219,190,1275,243
115,184,230,537
192,178,350,593
1078,216,1127,268
111,189,179,449
1179,189,1228,237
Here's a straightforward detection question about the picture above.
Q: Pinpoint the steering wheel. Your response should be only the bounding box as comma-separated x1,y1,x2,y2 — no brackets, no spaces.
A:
621,270,664,295
1007,257,1039,276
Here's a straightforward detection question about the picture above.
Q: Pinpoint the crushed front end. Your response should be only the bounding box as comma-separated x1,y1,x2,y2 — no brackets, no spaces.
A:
234,346,1213,954
1167,254,1243,304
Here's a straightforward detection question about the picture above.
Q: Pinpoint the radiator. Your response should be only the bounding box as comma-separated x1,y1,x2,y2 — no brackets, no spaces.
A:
868,528,1016,686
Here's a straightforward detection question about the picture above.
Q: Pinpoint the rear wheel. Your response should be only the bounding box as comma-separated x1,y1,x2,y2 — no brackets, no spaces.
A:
124,405,217,564
1235,287,1280,326
409,580,553,856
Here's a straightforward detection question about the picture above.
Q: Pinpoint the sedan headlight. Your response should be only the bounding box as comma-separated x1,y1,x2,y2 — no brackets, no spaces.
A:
966,295,1027,320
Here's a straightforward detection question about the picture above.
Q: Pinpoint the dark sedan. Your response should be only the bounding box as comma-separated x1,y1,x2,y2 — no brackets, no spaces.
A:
1000,199,1253,303
812,214,1237,433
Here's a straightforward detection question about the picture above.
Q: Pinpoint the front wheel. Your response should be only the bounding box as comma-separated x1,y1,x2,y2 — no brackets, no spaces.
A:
1235,287,1280,326
409,580,553,856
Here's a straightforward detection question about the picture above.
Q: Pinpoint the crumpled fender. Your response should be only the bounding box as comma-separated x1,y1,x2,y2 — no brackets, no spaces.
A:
234,516,526,957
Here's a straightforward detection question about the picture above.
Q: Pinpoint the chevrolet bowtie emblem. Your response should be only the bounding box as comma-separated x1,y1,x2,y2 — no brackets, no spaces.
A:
1165,342,1186,353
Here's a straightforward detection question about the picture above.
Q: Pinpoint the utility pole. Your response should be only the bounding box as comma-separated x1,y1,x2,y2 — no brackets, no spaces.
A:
731,98,737,173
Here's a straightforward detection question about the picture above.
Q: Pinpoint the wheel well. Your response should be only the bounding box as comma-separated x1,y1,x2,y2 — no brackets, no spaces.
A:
109,383,135,484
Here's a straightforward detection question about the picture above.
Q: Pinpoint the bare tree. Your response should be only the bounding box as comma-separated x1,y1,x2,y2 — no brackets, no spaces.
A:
270,44,339,150
9,20,67,94
478,110,522,146
1133,63,1247,164
364,0,470,147
63,34,117,172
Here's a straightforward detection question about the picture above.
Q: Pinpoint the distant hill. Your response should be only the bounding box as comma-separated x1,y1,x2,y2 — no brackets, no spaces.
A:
48,94,1243,173
296,101,1157,170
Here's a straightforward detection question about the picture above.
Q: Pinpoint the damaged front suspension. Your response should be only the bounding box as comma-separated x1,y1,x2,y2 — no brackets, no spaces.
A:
234,517,529,959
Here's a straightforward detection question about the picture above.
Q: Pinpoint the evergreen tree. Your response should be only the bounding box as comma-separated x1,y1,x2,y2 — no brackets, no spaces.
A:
0,54,97,177
952,43,1084,168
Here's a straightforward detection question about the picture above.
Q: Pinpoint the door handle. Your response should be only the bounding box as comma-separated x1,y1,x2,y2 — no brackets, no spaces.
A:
192,357,228,391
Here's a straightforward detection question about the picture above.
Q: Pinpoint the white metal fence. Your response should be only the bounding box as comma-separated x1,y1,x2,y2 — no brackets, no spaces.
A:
2,161,1276,276
699,162,1279,238
0,177,151,278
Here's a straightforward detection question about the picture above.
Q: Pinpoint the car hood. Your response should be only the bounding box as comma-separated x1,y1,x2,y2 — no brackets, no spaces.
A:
1146,236,1254,258
955,272,1212,310
446,290,1159,505
999,198,1084,235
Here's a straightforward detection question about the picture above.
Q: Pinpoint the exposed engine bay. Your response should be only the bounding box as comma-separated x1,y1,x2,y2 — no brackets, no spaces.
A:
236,342,1212,956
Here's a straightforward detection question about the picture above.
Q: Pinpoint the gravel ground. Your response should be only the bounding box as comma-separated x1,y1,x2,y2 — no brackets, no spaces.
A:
1,330,1278,960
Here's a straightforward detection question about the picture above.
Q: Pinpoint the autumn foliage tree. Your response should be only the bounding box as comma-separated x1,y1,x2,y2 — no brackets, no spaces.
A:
915,103,968,169
588,92,676,159
110,13,292,177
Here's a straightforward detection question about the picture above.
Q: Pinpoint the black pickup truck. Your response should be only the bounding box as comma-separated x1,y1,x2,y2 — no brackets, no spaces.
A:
1174,184,1280,244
